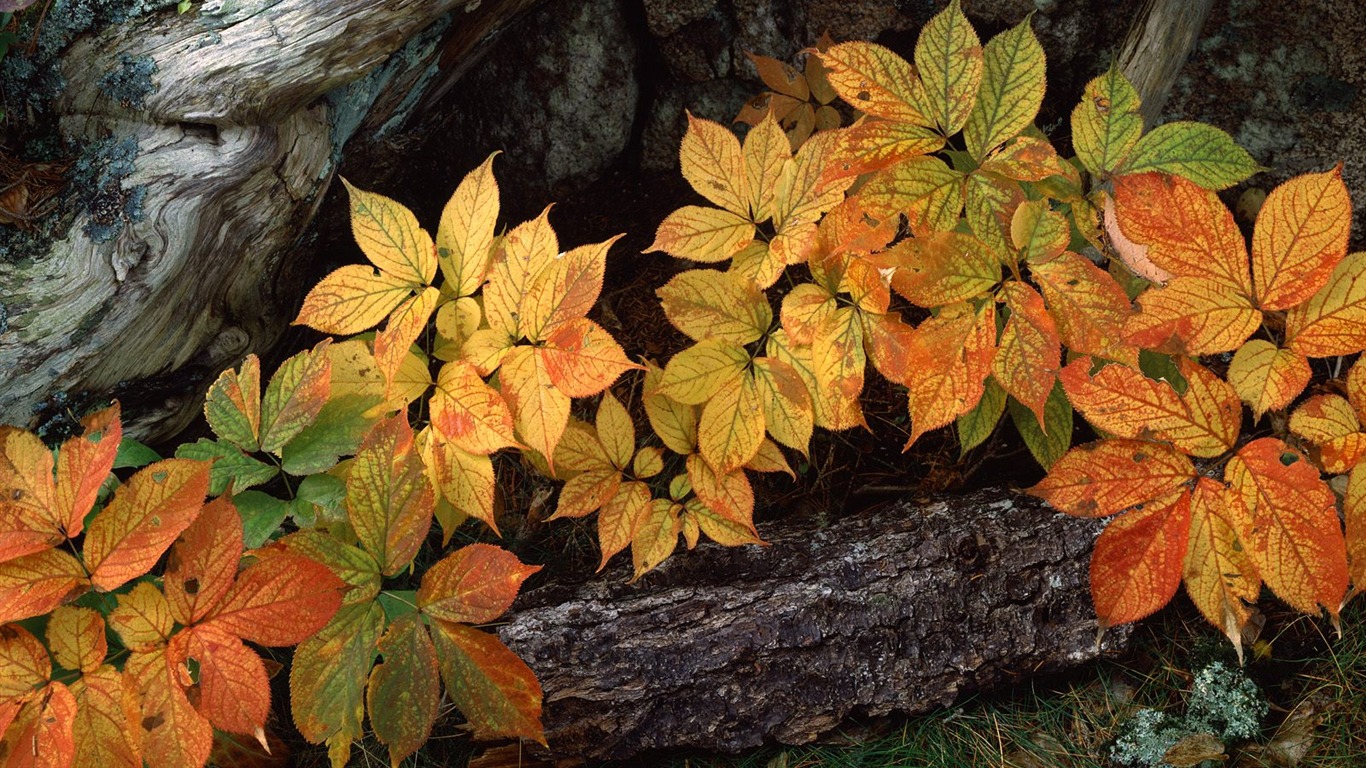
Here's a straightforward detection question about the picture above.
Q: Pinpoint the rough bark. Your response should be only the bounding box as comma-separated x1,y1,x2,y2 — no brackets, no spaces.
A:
1116,0,1217,127
499,487,1130,761
0,0,537,441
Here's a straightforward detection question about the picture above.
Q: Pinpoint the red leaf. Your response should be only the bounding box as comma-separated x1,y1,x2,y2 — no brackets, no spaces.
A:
1090,491,1191,627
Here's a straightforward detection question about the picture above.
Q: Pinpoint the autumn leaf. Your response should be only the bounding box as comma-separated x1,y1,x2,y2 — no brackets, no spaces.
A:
882,231,999,307
1250,165,1351,310
1010,199,1069,264
1,682,77,768
1225,438,1347,619
642,361,699,455
366,615,440,767
598,481,650,571
429,621,545,744
903,301,997,448
163,496,241,626
632,499,682,579
826,120,945,178
168,623,270,738
484,206,557,339
698,370,766,473
428,360,518,455
859,155,964,234
538,317,638,399
686,453,757,534
1031,250,1138,365
647,205,754,263
1111,173,1251,292
289,602,386,760
1125,276,1260,356
1030,439,1193,518
423,429,499,537
679,111,749,216
963,15,1045,160
259,341,333,455
82,458,209,592
915,0,982,136
1227,339,1310,419
1184,478,1260,661
1284,252,1366,356
437,152,499,298
657,269,772,345
345,414,435,576
125,647,212,768
1118,121,1261,190
0,624,50,701
992,282,1060,425
500,345,572,468
1070,66,1142,178
46,605,107,675
416,544,541,625
69,665,141,768
1090,490,1191,627
817,41,932,125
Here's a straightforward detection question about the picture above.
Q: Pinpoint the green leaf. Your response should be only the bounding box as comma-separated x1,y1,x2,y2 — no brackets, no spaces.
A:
377,590,420,622
1070,66,1143,177
289,601,386,761
1118,121,1263,189
964,14,1046,160
914,0,983,136
113,438,161,470
1139,349,1188,396
1008,381,1073,469
366,615,440,767
279,393,384,476
174,438,278,496
232,490,291,548
958,376,1007,455
260,343,332,454
280,530,382,605
294,473,348,528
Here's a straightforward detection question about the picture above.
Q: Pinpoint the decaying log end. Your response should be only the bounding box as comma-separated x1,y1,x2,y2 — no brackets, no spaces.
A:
500,487,1127,761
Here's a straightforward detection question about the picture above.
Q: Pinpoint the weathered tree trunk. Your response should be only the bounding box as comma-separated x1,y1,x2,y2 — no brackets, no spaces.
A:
1116,0,1217,127
498,487,1131,761
0,0,537,441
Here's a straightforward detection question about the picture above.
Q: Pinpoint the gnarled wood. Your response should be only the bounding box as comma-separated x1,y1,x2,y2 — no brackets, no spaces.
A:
499,487,1129,761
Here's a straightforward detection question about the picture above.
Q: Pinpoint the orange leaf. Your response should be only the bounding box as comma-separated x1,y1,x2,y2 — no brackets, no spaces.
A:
680,112,749,217
1348,466,1366,600
598,481,650,571
293,264,415,336
1090,491,1191,627
484,206,557,338
125,647,213,768
826,120,945,178
429,360,518,455
1227,339,1311,419
884,231,999,307
437,152,500,298
0,624,50,701
862,311,917,386
1285,252,1366,357
259,340,332,455
1225,438,1347,618
1125,277,1260,355
1251,165,1351,310
46,606,107,675
1031,250,1138,365
1103,192,1171,284
164,496,242,626
373,285,439,387
646,205,755,263
366,615,440,767
1184,478,1261,664
979,135,1072,182
0,548,86,626
345,414,435,576
520,236,620,341
903,301,997,448
342,179,436,286
69,666,141,768
203,546,343,646
169,623,269,737
205,355,262,452
83,459,209,592
817,41,932,124
1029,439,1194,518
417,543,540,625
53,404,121,540
1112,173,1251,292
1349,359,1366,423
107,582,174,653
538,317,638,399
686,454,757,533
548,469,620,520
429,621,544,745
2,682,76,768
500,346,571,468
992,282,1060,425
0,427,63,563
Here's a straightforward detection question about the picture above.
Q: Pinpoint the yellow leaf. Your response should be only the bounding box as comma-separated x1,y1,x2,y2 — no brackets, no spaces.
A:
500,346,571,471
646,205,755,263
656,339,750,405
883,231,999,307
0,625,49,702
596,392,635,470
429,360,518,455
1285,253,1366,357
658,268,772,344
1184,478,1260,663
687,497,766,548
549,470,620,520
373,285,439,387
699,371,766,473
437,152,499,298
642,361,698,455
1228,339,1311,419
520,236,619,341
915,0,982,136
433,296,483,362
779,282,837,345
423,431,497,538
633,446,665,478
538,317,637,398
342,178,436,286
70,665,141,768
107,581,174,652
1070,66,1142,177
811,306,867,432
980,134,1073,183
1251,166,1351,310
598,481,649,571
293,264,414,335
631,499,681,580
47,605,106,674
774,130,852,231
325,339,386,405
860,155,964,234
553,420,612,475
389,347,434,410
1125,277,1260,356
484,206,557,338
680,112,749,217
817,41,933,125
1288,394,1359,444
1349,358,1366,423
1347,466,1366,601
685,454,756,533
1172,358,1244,459
463,328,517,377
963,16,1046,160
992,282,1060,425
1225,438,1347,618
964,170,1024,259
754,357,814,454
1010,199,1069,264
729,241,787,289
744,112,791,221
745,438,795,478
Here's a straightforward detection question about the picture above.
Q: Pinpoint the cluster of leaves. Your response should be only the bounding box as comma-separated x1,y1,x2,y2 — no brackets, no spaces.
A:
645,0,1366,664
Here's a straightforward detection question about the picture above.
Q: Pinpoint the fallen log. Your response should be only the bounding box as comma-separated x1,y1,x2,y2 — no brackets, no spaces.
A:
499,486,1130,761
